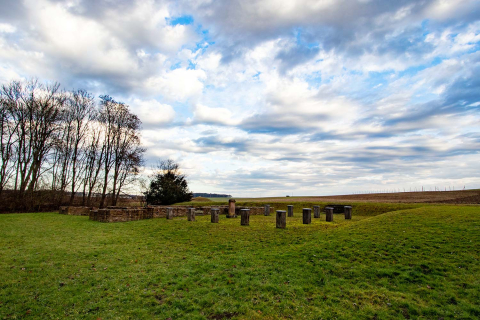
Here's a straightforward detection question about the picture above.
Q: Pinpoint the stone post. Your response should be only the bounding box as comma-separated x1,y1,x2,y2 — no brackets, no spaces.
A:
240,209,250,226
276,210,286,229
228,199,236,218
344,206,352,220
326,207,334,222
187,208,196,221
313,205,320,218
264,205,270,216
302,208,312,224
166,207,173,220
287,205,294,217
211,208,219,223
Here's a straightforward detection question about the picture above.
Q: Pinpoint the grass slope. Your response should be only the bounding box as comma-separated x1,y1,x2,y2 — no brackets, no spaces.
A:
1,206,479,319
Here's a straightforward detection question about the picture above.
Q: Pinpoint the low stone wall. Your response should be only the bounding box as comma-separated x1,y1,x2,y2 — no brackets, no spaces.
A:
147,206,190,218
59,206,93,216
89,208,153,223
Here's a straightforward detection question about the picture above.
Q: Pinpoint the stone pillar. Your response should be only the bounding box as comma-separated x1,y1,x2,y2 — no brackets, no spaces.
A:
187,208,196,221
228,199,236,218
264,205,270,216
313,205,320,218
211,208,219,223
240,209,250,226
276,210,286,229
325,207,334,222
166,207,173,220
344,206,352,220
303,208,312,224
287,205,294,217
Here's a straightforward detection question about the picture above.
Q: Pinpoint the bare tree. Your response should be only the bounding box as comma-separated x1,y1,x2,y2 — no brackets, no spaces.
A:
2,80,64,196
66,90,96,204
110,106,144,206
0,79,146,212
25,81,66,193
98,95,119,208
0,86,20,196
113,144,145,205
96,95,144,207
81,120,105,206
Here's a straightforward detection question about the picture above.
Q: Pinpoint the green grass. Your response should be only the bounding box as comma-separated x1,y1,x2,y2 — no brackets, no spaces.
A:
1,206,479,319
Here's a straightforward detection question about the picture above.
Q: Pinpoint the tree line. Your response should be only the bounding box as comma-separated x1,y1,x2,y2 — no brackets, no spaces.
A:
0,79,145,212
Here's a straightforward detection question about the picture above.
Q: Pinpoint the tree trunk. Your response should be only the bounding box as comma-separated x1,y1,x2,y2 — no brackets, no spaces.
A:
99,171,109,208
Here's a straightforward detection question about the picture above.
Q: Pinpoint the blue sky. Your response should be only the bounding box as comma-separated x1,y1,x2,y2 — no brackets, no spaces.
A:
1,0,480,196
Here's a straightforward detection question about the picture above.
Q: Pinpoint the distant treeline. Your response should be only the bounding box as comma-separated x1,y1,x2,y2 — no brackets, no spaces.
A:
193,193,232,198
0,79,145,212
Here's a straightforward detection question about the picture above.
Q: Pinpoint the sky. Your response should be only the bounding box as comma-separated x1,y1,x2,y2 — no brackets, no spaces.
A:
1,0,480,197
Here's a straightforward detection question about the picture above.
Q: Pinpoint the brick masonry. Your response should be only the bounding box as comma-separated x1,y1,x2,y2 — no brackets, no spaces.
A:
89,208,153,223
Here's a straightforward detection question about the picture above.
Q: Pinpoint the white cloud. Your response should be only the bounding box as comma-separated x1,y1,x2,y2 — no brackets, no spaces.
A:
425,0,479,21
26,0,137,75
193,104,240,125
145,68,206,101
0,23,16,33
132,99,175,125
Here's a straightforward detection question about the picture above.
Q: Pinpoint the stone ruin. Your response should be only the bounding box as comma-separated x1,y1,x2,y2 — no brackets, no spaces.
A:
89,207,153,223
59,204,275,223
60,204,352,225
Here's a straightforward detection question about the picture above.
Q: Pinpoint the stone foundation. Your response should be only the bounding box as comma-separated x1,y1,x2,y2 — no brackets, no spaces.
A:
59,206,94,216
89,208,153,223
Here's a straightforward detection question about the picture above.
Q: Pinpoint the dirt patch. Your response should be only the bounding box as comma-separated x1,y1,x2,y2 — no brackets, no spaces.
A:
427,194,480,204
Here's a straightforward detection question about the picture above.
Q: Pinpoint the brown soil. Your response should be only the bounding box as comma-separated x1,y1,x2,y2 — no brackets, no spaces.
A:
239,190,480,204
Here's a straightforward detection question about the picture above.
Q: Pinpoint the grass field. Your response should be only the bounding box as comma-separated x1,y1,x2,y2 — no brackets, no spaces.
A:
1,205,479,319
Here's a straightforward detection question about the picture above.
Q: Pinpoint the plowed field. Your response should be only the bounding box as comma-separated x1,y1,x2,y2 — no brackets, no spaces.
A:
238,189,480,204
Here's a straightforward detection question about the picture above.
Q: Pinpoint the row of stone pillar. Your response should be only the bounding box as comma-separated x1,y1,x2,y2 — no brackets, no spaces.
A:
165,207,215,221
265,205,352,219
165,205,352,229
275,205,352,228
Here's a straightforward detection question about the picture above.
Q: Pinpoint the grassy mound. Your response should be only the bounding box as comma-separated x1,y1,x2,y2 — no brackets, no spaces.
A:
0,206,479,319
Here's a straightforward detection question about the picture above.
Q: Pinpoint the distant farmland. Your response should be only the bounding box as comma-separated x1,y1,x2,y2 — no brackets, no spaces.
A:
234,189,480,204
